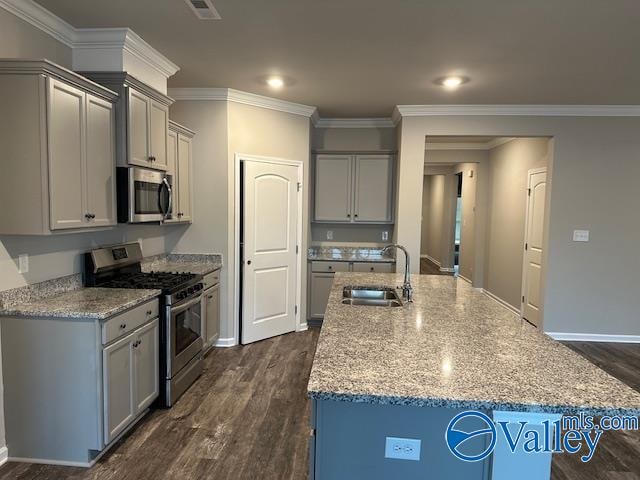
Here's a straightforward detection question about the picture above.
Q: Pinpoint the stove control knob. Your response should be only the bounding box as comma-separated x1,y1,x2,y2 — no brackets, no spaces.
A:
177,292,187,300
187,287,195,295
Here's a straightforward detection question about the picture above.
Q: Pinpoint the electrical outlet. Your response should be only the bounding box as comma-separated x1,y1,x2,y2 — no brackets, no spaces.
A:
572,230,590,242
18,254,29,273
326,230,334,240
382,231,389,241
384,437,421,461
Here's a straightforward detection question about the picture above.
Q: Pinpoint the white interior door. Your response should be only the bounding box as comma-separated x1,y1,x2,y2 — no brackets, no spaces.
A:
242,160,299,344
522,168,547,327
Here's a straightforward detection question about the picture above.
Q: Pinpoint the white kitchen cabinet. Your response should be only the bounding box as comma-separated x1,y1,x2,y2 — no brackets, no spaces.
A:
103,317,159,444
202,270,221,350
82,72,173,172
313,154,394,224
0,60,118,235
165,121,195,223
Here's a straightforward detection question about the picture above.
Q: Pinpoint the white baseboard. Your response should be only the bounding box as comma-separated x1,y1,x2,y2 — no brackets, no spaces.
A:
545,332,640,343
421,254,441,267
297,323,308,332
457,274,472,284
481,289,521,316
440,267,456,273
0,447,7,467
215,337,237,347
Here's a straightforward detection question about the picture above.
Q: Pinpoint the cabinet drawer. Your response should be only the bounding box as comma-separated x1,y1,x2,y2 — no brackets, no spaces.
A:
310,261,349,273
203,269,221,289
102,299,159,345
351,262,395,273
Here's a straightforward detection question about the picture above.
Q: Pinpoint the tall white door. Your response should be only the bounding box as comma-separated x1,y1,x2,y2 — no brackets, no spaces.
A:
522,168,547,327
242,160,299,344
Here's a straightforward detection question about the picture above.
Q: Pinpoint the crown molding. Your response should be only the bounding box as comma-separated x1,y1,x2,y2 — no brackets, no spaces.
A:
395,105,640,117
313,118,395,128
74,28,179,78
0,0,75,46
425,137,516,151
168,87,318,118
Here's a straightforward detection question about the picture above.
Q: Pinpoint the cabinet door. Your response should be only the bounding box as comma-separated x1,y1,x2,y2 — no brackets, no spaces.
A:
314,155,353,222
204,285,220,347
310,273,335,319
167,129,178,175
134,319,159,413
353,155,393,223
127,88,150,166
103,333,135,444
177,133,192,221
85,94,116,227
47,78,86,230
149,100,169,170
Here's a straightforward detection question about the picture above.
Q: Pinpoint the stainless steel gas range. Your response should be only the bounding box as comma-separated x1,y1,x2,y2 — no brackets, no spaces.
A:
84,242,204,407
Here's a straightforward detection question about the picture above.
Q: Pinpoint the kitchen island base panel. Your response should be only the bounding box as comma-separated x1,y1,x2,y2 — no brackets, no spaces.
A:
311,399,490,480
491,411,562,480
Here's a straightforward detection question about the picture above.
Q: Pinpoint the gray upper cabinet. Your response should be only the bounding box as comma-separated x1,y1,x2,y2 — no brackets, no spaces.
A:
165,121,195,223
81,72,173,172
314,154,394,224
314,155,353,222
0,60,118,235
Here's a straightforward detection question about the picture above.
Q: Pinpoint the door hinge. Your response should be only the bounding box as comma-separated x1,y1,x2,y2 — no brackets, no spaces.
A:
522,295,525,303
296,245,299,254
525,243,528,251
297,182,302,192
528,188,531,196
295,305,298,315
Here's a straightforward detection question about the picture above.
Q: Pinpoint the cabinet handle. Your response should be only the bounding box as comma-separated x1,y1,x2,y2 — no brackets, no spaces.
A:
347,214,351,218
207,295,213,299
354,214,358,218
146,310,152,315
328,266,333,270
120,323,127,329
370,267,374,271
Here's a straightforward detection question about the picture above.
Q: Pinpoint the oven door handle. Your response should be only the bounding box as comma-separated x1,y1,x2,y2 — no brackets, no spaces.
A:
160,177,173,221
171,295,202,315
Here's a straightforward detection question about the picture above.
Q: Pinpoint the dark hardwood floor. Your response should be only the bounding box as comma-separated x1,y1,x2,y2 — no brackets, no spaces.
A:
0,330,638,479
419,257,454,275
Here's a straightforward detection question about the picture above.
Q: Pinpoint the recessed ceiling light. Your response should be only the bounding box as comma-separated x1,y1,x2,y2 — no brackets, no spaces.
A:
436,76,470,90
267,77,284,89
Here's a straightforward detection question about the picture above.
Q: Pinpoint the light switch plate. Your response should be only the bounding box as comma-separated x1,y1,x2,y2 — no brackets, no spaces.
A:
326,230,334,240
18,254,29,273
385,437,421,461
382,231,389,241
573,230,590,242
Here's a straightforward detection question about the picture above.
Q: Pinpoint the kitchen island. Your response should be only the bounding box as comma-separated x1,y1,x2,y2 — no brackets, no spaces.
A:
307,273,640,480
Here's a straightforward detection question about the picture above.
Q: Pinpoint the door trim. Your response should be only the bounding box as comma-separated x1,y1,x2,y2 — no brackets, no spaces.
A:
520,166,547,323
233,153,305,346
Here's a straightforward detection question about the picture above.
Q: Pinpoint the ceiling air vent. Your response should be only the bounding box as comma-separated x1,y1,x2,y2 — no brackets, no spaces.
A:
184,0,221,20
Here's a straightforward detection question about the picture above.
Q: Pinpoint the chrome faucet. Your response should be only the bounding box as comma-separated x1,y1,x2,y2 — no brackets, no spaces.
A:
382,244,413,302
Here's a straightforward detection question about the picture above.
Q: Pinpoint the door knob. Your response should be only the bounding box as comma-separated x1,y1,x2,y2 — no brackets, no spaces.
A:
247,260,252,265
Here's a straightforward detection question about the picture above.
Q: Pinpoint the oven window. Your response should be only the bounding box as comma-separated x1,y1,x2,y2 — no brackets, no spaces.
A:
134,181,162,215
174,301,202,356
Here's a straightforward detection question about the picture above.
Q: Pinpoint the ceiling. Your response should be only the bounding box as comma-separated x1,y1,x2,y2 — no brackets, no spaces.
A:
426,136,499,144
35,0,640,117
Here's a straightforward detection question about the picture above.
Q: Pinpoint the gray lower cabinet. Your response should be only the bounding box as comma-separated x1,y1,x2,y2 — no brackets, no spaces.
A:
103,318,159,444
0,298,160,465
308,261,396,321
0,60,118,234
202,270,221,349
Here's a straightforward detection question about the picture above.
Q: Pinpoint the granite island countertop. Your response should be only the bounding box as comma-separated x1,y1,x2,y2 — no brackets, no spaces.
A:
141,253,222,276
307,273,640,416
0,285,160,320
308,246,395,263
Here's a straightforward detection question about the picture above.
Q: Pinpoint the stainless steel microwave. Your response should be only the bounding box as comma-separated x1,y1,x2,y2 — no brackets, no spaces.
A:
117,167,172,223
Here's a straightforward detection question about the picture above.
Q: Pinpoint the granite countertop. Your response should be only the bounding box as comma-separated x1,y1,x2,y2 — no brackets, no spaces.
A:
0,287,160,320
307,273,640,416
141,253,223,276
308,246,395,263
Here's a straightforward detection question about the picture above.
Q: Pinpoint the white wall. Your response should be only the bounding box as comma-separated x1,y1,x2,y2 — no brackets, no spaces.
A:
396,116,640,337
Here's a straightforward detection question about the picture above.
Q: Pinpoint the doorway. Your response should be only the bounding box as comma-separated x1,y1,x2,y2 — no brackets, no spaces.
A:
235,155,304,345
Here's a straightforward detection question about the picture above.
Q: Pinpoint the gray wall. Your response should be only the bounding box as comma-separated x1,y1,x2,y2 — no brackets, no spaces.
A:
483,138,550,309
0,6,77,455
169,100,311,341
396,116,640,336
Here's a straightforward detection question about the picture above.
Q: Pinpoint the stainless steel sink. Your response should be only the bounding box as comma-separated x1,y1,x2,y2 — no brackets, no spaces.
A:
341,286,403,307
